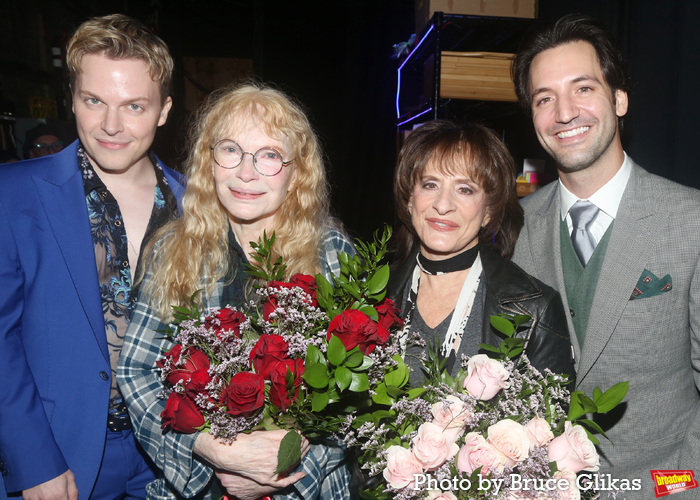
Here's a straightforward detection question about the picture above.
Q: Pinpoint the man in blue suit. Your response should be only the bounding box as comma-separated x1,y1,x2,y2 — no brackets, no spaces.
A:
0,14,185,499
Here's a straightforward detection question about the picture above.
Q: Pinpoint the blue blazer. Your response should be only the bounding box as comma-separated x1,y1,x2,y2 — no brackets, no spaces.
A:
0,141,185,497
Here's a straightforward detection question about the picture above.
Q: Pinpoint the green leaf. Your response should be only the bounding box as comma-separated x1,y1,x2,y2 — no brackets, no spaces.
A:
305,345,325,366
576,393,599,413
344,350,364,368
354,354,375,372
512,314,531,328
366,291,388,304
384,358,409,388
371,409,395,425
386,385,404,399
478,343,501,353
592,381,629,413
245,231,287,283
349,371,369,392
490,315,515,337
576,418,607,438
407,387,426,399
568,391,599,420
367,264,390,295
275,431,302,474
335,366,352,392
327,335,347,366
302,363,329,389
593,387,603,401
359,305,379,321
171,305,193,316
371,383,393,405
311,391,330,412
352,412,373,427
314,274,335,311
339,282,362,300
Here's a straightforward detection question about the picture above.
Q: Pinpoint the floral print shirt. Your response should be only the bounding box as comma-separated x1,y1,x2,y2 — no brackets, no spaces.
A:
79,144,179,426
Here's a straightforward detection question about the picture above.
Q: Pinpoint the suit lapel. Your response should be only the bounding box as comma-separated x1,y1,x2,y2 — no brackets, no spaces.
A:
576,164,666,382
527,184,581,362
33,146,110,363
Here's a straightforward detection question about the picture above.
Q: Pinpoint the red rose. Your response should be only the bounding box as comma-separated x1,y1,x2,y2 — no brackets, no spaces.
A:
213,307,247,339
157,343,183,371
288,274,318,305
263,275,318,321
160,392,205,433
163,347,210,388
327,309,391,355
268,358,305,411
262,295,280,322
376,298,404,330
221,372,265,416
184,369,212,398
249,334,289,379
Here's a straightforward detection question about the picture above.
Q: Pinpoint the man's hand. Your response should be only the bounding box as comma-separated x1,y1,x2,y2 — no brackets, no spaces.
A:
22,470,78,500
194,429,309,487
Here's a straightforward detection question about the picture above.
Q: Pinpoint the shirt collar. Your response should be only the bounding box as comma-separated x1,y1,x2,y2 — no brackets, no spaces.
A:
78,142,166,195
559,152,633,220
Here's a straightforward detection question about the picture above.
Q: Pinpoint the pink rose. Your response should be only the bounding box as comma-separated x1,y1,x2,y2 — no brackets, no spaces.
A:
430,395,472,442
553,469,581,500
524,417,555,448
463,354,510,400
548,421,600,472
427,491,458,500
412,422,460,471
383,445,423,489
487,419,530,467
456,432,506,475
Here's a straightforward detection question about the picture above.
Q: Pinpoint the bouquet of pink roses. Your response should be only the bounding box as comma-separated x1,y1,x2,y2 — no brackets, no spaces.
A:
347,315,628,500
157,227,409,471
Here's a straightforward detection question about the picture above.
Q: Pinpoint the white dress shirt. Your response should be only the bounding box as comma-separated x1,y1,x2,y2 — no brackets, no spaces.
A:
560,152,633,244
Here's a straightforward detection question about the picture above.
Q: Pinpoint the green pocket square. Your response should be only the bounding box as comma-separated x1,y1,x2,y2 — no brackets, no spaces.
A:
630,269,672,300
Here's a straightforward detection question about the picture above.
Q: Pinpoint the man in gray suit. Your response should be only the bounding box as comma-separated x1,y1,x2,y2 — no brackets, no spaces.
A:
511,13,700,499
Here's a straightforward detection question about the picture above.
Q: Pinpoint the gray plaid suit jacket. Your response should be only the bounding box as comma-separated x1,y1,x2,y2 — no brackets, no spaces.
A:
513,160,700,499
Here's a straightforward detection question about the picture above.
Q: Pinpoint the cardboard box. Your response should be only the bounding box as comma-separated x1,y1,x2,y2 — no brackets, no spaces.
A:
439,51,517,102
416,0,537,32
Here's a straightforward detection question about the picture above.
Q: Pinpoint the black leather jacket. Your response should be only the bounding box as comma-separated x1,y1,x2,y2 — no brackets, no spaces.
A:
388,245,575,380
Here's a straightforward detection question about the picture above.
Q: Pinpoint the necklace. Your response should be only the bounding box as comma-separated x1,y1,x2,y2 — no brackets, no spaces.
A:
416,243,480,275
127,238,139,262
399,252,483,358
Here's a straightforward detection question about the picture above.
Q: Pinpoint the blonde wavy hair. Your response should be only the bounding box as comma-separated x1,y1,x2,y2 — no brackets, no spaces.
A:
66,13,173,101
140,82,332,319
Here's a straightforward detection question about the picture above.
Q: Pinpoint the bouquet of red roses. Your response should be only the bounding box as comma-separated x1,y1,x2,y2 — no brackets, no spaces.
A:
158,226,408,471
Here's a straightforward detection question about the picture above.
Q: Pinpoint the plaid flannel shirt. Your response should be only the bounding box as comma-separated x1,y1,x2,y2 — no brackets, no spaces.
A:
117,226,355,499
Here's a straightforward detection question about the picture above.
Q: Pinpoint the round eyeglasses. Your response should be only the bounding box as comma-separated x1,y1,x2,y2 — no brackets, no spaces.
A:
211,139,294,176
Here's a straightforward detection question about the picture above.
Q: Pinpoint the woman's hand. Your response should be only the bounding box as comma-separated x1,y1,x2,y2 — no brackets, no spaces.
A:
193,429,309,487
215,471,277,500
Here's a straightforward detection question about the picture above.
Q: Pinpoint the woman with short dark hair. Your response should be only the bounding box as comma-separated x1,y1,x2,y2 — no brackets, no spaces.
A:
389,120,574,385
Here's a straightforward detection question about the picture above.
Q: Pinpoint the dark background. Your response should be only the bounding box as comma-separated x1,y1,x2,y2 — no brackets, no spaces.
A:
1,0,698,240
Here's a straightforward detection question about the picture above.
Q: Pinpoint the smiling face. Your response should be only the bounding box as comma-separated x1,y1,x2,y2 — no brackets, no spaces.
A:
212,119,296,233
529,41,628,178
409,161,490,260
72,53,172,175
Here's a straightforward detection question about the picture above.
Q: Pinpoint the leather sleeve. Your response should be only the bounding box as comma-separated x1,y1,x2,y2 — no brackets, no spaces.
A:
524,289,576,384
